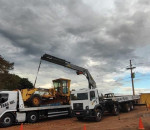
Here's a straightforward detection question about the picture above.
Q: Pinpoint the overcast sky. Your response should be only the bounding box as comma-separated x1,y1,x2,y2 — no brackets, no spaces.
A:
0,0,150,94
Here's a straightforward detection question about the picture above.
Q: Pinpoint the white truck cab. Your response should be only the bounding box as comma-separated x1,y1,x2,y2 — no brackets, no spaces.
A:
0,91,24,117
71,88,104,121
0,91,25,127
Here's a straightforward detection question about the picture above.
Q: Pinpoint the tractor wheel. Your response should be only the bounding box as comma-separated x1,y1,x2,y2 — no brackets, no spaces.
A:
29,94,42,107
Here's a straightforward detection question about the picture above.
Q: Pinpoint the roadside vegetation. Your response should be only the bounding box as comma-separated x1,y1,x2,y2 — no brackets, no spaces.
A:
0,55,33,90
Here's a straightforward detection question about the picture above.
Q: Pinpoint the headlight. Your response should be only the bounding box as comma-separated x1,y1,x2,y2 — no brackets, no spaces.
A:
86,106,89,110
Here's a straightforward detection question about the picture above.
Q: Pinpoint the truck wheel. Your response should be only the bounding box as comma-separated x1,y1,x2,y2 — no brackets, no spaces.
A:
27,112,38,123
0,113,14,127
113,105,119,116
130,102,134,110
77,117,83,121
124,103,130,112
95,109,102,122
29,94,42,107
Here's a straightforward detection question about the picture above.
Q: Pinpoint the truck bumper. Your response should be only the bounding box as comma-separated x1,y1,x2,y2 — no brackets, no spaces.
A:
73,110,95,118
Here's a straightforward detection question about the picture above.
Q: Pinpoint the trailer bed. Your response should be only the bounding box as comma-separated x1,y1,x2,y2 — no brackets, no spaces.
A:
114,95,139,102
19,105,71,112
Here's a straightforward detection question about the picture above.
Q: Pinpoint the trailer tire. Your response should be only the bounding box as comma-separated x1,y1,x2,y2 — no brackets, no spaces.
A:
124,103,130,112
27,112,38,123
29,94,42,107
130,102,134,110
95,109,102,122
0,113,14,127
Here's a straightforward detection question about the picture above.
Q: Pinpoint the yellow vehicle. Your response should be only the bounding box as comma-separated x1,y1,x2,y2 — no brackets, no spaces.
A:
21,78,71,107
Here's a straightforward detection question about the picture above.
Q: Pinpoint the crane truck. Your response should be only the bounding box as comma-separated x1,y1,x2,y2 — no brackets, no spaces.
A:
41,54,139,122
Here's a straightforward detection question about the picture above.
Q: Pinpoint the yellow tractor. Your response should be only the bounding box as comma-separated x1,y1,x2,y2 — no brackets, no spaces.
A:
21,78,71,107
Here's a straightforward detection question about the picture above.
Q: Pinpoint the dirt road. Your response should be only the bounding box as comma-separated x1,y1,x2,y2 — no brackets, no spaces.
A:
1,106,150,130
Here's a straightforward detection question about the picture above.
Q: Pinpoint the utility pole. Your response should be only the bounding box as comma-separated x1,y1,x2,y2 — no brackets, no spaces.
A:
126,60,136,95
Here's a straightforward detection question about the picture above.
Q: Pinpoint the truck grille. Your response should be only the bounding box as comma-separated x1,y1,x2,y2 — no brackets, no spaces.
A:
73,103,83,110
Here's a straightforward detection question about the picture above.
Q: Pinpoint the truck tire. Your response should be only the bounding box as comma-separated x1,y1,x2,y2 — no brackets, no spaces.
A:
27,112,38,123
0,113,14,127
95,109,102,122
124,103,130,112
77,117,84,121
112,105,119,116
29,94,42,107
130,102,134,110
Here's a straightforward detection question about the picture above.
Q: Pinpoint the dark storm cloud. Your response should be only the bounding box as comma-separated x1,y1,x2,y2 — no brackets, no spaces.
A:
0,0,150,92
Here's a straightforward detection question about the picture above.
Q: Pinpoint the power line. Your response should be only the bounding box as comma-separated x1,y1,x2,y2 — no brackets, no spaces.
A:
126,60,136,96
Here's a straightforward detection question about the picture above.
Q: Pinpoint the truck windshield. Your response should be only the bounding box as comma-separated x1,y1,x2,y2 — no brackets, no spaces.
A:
0,93,8,104
71,93,88,100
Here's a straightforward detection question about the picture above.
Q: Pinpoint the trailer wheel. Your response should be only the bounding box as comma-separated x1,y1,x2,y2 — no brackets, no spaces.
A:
27,112,38,123
124,103,130,112
29,94,42,107
95,109,102,122
0,113,14,127
130,102,134,110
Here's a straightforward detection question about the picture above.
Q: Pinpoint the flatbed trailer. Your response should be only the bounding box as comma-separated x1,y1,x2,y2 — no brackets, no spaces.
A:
103,93,140,113
0,91,72,127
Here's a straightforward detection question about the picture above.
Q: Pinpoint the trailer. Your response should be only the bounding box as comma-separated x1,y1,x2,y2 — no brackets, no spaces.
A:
103,93,139,113
0,91,72,127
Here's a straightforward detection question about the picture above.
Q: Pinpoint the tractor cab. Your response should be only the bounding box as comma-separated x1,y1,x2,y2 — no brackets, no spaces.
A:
53,78,71,97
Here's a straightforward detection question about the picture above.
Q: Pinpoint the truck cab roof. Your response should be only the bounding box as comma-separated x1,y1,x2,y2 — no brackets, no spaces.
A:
71,88,97,94
0,91,18,94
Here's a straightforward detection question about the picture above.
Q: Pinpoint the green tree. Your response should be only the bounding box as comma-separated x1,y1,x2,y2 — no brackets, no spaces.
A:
19,78,33,90
0,55,14,74
0,55,33,90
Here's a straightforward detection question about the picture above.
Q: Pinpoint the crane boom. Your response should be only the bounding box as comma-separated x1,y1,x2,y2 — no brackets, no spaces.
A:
41,54,96,89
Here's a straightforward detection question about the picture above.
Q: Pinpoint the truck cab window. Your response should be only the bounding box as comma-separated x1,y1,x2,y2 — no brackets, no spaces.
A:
0,94,8,104
90,91,95,101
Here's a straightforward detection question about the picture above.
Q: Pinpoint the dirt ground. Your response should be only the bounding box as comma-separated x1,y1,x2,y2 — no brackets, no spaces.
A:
1,106,150,130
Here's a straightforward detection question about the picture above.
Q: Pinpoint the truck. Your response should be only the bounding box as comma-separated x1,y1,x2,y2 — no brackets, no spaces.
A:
71,91,139,121
0,90,72,127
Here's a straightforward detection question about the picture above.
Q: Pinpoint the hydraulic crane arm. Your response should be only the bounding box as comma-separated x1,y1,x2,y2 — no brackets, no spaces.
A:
41,54,96,89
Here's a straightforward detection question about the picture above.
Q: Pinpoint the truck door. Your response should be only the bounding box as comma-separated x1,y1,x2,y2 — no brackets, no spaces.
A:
0,92,17,117
89,90,99,109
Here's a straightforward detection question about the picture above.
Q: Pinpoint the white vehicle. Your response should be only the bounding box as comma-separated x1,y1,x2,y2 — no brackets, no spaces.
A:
71,89,104,121
0,91,71,127
71,90,140,121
